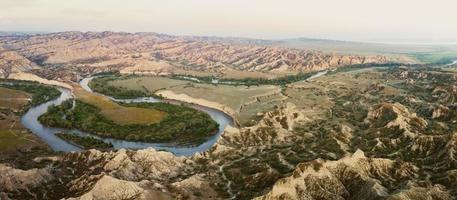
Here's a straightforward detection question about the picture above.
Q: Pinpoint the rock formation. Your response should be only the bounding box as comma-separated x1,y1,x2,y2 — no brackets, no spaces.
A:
0,32,389,80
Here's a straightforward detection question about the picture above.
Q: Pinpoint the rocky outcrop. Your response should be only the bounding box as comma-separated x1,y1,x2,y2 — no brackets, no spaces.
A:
432,105,450,119
65,175,167,200
0,49,38,78
366,103,428,138
55,148,214,200
254,150,451,200
1,64,456,200
0,164,53,194
62,148,192,182
218,103,308,147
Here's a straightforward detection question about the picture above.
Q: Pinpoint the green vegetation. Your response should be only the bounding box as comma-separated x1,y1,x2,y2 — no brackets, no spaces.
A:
74,84,165,125
0,80,61,109
171,71,317,86
409,52,457,64
39,99,219,144
89,75,151,99
0,87,31,112
0,130,39,151
326,63,402,75
56,132,113,149
91,75,284,125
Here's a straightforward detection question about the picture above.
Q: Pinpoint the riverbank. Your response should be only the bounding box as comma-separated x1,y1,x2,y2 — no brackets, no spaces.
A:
55,132,113,150
16,75,234,156
39,98,219,144
8,72,72,90
156,90,239,126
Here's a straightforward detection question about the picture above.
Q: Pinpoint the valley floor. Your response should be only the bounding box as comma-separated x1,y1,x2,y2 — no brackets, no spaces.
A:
1,64,457,200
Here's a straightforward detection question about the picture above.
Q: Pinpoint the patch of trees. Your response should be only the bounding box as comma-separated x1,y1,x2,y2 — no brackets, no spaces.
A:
39,100,219,145
56,132,113,150
171,72,317,86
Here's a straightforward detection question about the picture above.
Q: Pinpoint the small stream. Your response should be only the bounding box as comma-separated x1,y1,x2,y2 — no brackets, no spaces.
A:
20,77,234,156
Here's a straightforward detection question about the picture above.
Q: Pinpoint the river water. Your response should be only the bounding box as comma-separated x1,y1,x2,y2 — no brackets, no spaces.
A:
447,60,457,66
20,77,234,156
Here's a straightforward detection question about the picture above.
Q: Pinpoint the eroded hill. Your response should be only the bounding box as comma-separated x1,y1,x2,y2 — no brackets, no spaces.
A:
1,65,456,200
0,32,389,80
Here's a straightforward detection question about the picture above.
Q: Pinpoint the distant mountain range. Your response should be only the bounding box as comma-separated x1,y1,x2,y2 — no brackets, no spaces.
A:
1,31,455,58
0,31,390,80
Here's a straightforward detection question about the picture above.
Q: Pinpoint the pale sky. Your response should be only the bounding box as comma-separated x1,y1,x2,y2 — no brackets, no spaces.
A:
1,0,457,44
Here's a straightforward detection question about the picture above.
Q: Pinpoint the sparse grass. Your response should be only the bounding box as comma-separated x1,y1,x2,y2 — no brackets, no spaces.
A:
0,80,61,108
95,76,283,125
108,76,188,92
221,68,285,79
409,51,457,64
0,87,31,111
0,130,41,151
169,83,281,113
73,85,165,125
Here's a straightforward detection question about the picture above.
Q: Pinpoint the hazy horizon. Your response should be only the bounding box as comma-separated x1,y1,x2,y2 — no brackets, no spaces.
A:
1,0,457,44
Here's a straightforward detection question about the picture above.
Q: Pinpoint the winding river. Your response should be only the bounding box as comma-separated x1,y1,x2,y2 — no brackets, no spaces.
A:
20,77,234,156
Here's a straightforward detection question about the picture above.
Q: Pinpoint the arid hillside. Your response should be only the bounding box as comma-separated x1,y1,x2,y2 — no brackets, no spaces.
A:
0,32,389,80
1,65,456,200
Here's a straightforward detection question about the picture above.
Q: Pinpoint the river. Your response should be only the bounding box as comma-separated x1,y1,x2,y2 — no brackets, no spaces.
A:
20,77,234,156
447,60,457,66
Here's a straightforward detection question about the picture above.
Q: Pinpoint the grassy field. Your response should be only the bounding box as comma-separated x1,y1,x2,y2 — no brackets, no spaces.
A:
0,86,48,153
221,68,291,79
93,67,413,126
108,76,188,93
0,86,43,151
0,87,31,112
0,130,42,151
73,85,165,125
170,83,283,125
98,76,283,125
0,80,61,108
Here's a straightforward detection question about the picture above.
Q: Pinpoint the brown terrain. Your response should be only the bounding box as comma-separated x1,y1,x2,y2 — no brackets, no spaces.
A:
1,66,456,200
1,32,456,200
0,31,389,80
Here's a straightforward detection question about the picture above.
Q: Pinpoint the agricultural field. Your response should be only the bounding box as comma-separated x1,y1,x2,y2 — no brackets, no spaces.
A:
73,84,165,125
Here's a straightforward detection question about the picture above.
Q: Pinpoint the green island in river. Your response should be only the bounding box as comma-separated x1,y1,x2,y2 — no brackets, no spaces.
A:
56,132,113,150
39,98,219,144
